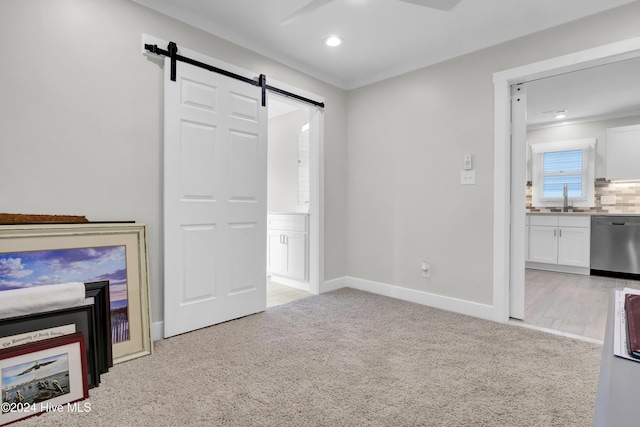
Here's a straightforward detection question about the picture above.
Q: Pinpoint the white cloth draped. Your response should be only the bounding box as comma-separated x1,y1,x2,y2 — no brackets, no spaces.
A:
0,282,86,319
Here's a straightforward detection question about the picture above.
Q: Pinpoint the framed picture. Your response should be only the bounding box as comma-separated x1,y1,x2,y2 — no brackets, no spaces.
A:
84,281,113,371
0,223,152,364
0,305,100,389
0,332,89,425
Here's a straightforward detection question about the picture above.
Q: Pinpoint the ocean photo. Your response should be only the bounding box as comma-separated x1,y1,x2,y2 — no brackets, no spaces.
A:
0,246,129,343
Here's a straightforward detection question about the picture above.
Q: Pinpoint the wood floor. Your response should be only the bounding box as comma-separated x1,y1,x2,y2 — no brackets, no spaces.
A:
266,280,312,308
522,269,640,342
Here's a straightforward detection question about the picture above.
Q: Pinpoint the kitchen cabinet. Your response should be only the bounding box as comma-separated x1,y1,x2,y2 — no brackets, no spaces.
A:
267,213,308,282
606,124,640,181
527,215,590,272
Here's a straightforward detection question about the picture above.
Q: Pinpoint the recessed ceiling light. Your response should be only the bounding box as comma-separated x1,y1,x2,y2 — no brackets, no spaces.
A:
324,36,343,47
554,110,567,119
544,109,568,120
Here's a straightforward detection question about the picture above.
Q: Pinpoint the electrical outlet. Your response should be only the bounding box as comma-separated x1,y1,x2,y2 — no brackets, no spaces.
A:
421,262,431,278
601,195,616,205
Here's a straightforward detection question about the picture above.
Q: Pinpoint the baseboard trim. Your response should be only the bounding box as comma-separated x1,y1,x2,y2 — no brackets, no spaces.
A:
152,321,164,342
321,276,348,293
153,277,495,342
330,276,494,321
526,262,590,275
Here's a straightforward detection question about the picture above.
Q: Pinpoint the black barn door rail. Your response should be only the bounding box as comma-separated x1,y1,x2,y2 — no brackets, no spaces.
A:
145,42,325,109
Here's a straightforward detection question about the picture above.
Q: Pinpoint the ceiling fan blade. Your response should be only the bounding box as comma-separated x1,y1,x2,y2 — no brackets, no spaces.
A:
280,0,335,25
397,0,462,11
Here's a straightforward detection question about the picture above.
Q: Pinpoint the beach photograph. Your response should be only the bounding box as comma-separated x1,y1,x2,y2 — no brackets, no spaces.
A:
0,246,129,343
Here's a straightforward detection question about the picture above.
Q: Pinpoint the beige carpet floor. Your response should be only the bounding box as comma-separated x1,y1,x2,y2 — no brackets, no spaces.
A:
13,288,602,426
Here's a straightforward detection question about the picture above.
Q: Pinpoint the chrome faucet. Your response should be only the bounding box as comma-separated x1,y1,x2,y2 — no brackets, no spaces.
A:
563,183,569,212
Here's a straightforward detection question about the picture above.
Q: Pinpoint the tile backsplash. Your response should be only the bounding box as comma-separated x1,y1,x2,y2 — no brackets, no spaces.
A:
526,180,640,214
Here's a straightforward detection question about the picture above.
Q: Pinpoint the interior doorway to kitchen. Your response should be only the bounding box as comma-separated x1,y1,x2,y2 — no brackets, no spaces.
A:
494,38,640,332
520,58,640,341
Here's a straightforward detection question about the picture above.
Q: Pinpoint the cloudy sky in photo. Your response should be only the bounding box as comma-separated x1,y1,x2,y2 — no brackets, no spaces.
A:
0,246,127,304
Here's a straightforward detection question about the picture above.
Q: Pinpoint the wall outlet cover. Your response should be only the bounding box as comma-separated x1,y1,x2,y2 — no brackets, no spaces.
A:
421,262,431,277
601,195,616,205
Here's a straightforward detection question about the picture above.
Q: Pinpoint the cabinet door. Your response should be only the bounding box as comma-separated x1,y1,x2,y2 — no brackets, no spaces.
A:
267,231,284,275
606,125,640,181
557,227,590,267
529,226,558,264
283,231,307,281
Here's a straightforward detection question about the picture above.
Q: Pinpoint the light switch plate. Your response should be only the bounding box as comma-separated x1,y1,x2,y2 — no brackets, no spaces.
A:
461,170,476,185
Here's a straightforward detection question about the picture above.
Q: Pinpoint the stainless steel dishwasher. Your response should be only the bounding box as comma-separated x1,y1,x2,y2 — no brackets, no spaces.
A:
591,215,640,277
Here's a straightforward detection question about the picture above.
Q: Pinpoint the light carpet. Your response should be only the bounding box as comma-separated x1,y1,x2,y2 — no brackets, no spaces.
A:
14,288,602,426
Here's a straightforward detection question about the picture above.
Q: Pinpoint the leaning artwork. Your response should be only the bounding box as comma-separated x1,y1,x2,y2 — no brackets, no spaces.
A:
0,332,89,425
0,247,129,343
0,223,152,364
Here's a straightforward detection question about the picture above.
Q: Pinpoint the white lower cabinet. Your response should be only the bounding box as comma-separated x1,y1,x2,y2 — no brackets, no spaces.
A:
267,213,308,282
557,225,590,267
529,224,558,264
527,215,590,272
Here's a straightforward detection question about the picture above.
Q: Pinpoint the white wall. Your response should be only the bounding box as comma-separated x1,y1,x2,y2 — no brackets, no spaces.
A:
528,115,640,179
0,0,348,326
268,110,309,212
346,2,640,306
3,0,640,325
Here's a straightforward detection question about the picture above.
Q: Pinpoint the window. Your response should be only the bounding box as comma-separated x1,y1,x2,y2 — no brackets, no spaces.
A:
531,139,596,208
297,123,310,207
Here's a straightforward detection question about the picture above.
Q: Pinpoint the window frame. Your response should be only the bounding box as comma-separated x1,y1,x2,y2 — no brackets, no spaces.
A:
530,138,596,208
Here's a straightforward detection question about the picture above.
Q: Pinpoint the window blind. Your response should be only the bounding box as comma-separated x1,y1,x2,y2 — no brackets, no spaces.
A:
541,149,586,198
530,138,596,208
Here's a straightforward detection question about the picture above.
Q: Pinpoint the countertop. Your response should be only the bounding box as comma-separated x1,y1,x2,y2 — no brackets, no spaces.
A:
527,212,640,216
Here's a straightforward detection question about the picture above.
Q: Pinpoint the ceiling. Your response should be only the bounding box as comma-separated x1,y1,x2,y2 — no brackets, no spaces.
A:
526,56,640,128
132,0,640,126
132,0,636,90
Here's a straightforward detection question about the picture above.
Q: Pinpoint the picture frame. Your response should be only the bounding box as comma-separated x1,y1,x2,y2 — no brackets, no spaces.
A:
0,332,89,425
0,305,100,389
84,281,113,371
0,223,152,364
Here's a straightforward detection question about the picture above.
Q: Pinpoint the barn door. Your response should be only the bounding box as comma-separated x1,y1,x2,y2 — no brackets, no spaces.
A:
163,58,267,338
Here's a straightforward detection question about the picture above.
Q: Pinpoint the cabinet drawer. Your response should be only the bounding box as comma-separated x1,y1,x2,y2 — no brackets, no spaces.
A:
559,215,590,228
268,214,308,232
529,215,558,227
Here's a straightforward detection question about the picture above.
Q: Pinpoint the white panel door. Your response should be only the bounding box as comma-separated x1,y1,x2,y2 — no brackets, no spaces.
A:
164,58,267,338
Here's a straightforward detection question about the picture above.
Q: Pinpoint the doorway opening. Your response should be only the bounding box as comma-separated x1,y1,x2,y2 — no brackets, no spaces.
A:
514,57,640,341
266,93,323,307
148,33,326,336
492,36,640,328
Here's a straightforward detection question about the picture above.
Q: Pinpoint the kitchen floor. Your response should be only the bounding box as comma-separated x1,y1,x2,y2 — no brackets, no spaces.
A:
267,280,312,308
522,269,640,342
